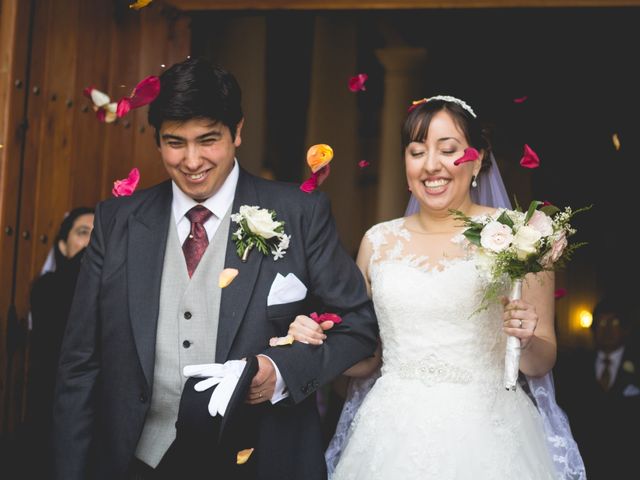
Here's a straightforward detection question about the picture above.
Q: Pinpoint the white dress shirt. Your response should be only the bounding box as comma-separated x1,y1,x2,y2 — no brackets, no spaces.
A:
595,346,624,389
171,160,288,404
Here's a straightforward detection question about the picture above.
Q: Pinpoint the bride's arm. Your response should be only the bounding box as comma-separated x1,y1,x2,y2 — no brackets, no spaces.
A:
503,271,557,377
287,234,382,377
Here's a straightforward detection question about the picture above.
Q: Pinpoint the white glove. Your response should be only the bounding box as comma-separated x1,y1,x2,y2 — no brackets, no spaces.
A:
183,360,247,417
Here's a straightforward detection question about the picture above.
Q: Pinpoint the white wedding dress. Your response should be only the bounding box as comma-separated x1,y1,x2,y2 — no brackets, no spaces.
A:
332,218,558,480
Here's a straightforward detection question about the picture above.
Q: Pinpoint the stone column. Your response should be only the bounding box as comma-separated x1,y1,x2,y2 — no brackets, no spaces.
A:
305,16,360,255
375,47,427,222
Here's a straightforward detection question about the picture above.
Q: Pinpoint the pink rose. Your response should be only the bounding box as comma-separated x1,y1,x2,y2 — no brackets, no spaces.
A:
541,231,568,267
527,210,553,237
480,221,514,253
112,168,140,197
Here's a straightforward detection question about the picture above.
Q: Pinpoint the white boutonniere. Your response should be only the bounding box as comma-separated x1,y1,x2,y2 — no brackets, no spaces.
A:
623,360,635,374
231,205,290,262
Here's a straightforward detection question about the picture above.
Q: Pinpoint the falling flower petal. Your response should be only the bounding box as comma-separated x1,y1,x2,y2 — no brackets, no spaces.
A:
307,144,334,173
84,86,118,123
310,312,342,325
116,75,161,118
408,98,428,113
513,96,528,104
358,160,370,168
300,164,331,193
236,448,254,465
269,335,295,347
453,147,480,166
520,144,540,169
348,73,368,92
112,168,140,197
554,288,567,299
612,133,621,151
218,268,239,288
129,0,153,9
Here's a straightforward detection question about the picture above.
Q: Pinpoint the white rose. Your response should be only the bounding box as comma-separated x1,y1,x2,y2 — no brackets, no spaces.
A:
243,207,281,239
527,210,554,237
480,221,514,253
512,225,542,260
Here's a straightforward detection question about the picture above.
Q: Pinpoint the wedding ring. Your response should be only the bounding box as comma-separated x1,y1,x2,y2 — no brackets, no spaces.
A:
518,320,523,328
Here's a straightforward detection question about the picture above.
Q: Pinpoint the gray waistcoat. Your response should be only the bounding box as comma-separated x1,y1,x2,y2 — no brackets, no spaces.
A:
135,208,231,467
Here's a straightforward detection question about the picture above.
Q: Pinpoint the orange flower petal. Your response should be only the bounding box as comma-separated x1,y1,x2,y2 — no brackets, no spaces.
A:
218,268,239,288
236,448,254,465
307,144,334,173
269,335,294,347
129,0,153,10
612,133,621,151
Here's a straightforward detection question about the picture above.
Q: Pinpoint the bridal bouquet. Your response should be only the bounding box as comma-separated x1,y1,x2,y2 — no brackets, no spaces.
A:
452,200,589,390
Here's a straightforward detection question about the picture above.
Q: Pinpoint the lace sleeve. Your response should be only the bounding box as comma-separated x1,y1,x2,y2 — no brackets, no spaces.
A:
325,369,381,478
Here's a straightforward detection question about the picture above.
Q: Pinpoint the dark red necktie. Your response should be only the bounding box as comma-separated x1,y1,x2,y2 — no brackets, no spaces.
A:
182,205,213,277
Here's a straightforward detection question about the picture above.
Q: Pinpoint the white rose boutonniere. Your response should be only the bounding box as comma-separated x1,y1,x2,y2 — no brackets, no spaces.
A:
231,205,290,262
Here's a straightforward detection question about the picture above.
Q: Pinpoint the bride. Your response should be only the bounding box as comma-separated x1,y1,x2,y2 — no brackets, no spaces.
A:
287,96,585,479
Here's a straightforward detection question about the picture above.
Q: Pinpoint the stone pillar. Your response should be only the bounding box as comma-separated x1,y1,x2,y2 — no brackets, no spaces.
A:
305,16,360,255
375,47,427,222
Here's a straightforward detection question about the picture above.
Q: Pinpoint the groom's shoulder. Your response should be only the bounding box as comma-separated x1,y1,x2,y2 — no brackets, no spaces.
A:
95,180,170,221
251,175,329,210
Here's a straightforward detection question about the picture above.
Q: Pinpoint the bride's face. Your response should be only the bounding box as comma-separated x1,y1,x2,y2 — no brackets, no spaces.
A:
405,110,481,214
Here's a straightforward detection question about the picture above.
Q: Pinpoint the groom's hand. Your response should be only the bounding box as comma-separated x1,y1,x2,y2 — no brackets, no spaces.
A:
246,355,276,404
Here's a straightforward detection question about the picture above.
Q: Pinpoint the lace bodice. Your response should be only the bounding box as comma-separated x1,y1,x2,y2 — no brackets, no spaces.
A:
365,218,506,388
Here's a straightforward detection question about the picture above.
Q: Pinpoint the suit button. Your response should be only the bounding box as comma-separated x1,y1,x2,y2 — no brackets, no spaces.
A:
183,340,191,348
139,393,148,403
184,311,192,319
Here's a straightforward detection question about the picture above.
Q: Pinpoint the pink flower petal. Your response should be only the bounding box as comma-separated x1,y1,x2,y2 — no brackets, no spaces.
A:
513,96,528,104
348,73,368,92
554,288,567,299
116,97,131,118
520,144,540,169
453,147,480,166
116,75,161,118
112,167,140,197
358,160,370,168
310,312,342,325
269,335,294,347
300,172,319,193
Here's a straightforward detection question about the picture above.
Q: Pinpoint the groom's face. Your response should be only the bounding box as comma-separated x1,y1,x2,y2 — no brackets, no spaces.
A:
159,117,243,201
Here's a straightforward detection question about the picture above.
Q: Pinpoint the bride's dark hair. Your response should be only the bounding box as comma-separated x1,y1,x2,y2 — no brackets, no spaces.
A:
401,99,492,173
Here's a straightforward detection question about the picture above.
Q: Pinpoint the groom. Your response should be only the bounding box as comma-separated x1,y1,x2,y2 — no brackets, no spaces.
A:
52,58,378,480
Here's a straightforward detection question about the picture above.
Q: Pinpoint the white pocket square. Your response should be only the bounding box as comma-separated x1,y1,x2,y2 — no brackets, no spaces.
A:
623,384,640,397
267,273,307,306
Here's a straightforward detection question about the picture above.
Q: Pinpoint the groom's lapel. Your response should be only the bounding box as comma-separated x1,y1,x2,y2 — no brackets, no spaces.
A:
216,169,265,362
127,181,172,386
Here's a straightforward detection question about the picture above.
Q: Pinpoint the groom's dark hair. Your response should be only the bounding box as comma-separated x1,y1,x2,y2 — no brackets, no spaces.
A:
148,57,243,145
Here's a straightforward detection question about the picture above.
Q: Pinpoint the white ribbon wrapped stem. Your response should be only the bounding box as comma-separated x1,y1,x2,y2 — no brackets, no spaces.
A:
504,278,522,391
183,359,247,417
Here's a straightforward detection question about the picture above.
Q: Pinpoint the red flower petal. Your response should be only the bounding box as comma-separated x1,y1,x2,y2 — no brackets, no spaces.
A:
83,86,95,99
116,97,131,118
513,96,528,104
112,167,140,197
348,73,368,92
116,75,160,118
453,147,480,166
95,108,106,122
358,160,370,168
310,312,342,324
520,144,540,169
300,172,319,193
554,288,567,299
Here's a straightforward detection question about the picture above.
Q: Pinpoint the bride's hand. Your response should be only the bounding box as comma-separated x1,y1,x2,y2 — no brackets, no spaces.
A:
287,315,333,345
501,298,538,349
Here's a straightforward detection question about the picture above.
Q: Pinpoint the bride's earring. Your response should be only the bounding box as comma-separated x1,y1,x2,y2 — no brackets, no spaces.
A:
471,175,478,188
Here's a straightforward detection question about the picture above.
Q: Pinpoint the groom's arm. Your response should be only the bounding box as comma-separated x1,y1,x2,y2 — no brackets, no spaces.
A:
264,192,378,404
52,202,106,480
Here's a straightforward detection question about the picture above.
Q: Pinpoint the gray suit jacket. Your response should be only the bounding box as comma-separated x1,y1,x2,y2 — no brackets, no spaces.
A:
53,168,378,479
